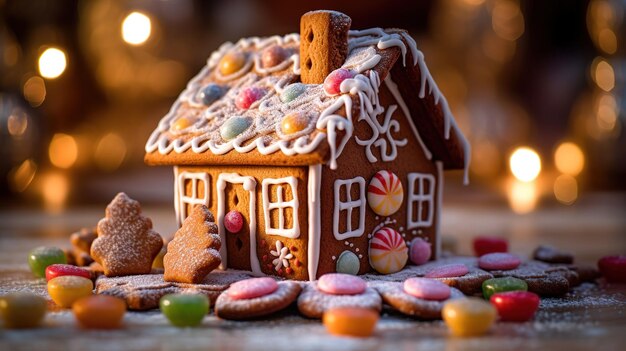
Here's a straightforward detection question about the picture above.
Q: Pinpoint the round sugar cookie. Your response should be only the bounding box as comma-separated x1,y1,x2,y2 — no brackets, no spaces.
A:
297,283,382,319
216,281,302,320
373,282,465,320
369,227,408,274
367,171,403,216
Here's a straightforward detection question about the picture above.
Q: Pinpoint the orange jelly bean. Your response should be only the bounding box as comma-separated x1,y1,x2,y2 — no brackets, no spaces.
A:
73,295,126,329
280,112,309,135
219,51,246,76
47,275,93,308
322,307,379,337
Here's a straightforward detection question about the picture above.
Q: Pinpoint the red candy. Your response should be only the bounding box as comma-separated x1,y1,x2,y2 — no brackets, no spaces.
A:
598,255,626,283
45,264,91,282
425,263,469,278
403,278,451,301
227,277,278,300
490,291,540,322
224,210,244,233
318,273,366,295
323,68,355,96
478,253,521,271
473,236,508,257
235,87,265,109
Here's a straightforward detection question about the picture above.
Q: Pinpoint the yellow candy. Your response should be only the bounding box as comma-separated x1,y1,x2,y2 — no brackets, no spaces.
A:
152,246,166,269
442,298,497,337
280,112,308,135
219,51,246,76
47,276,93,308
173,118,192,131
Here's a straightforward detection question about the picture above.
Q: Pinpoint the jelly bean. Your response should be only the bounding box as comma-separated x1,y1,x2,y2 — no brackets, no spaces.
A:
0,292,47,329
336,250,360,275
152,246,166,269
45,264,91,282
425,264,469,278
228,277,278,300
490,291,540,322
323,68,355,96
160,293,209,327
478,252,521,271
198,84,223,106
235,87,265,110
280,83,307,103
220,116,251,140
318,273,366,295
224,210,244,233
261,45,288,68
219,51,246,76
473,236,508,256
173,117,193,131
28,246,67,278
598,255,626,283
482,277,527,300
442,298,496,337
73,295,126,329
409,238,431,265
403,278,451,301
280,112,309,135
323,307,378,337
47,275,93,308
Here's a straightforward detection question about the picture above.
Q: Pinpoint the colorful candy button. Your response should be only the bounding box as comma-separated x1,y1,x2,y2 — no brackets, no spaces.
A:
369,227,408,274
318,273,366,295
490,291,540,322
280,83,307,103
323,307,379,337
235,87,265,110
198,84,223,106
403,278,451,301
228,277,279,300
224,210,244,233
0,292,47,329
220,116,251,140
280,112,309,135
160,293,209,327
323,68,355,96
336,251,360,275
478,253,521,271
261,45,288,68
73,295,126,329
173,117,193,131
473,236,508,257
409,237,431,265
442,298,497,337
28,246,67,278
367,171,403,216
598,255,626,283
219,51,246,76
482,277,528,300
425,264,469,278
47,275,93,308
45,264,91,282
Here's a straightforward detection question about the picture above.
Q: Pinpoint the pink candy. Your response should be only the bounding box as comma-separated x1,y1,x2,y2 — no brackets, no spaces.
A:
409,238,432,265
478,253,521,271
224,210,243,233
318,273,366,295
323,68,355,96
403,278,451,301
425,264,469,278
235,87,265,109
227,277,278,300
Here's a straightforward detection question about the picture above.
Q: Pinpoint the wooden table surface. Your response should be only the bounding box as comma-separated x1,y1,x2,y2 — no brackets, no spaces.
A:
1,193,625,351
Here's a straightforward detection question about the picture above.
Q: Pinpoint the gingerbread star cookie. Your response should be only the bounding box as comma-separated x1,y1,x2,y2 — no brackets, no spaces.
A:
91,192,163,277
163,205,221,284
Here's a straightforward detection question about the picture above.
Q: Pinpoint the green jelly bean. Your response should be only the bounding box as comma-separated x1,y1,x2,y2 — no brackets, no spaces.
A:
28,246,66,278
160,293,209,327
482,277,527,299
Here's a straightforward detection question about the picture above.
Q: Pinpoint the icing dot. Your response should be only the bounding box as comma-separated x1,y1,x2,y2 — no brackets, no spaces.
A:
280,112,308,135
224,210,243,233
236,87,265,110
173,117,193,131
280,83,307,103
220,116,251,140
323,68,355,96
261,45,288,68
219,51,246,76
367,171,403,216
198,84,224,106
336,251,360,275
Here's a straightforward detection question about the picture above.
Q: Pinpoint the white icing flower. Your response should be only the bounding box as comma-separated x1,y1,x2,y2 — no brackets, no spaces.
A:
270,240,294,271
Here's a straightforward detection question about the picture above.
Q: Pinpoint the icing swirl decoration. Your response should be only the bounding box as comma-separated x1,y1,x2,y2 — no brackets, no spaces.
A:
270,240,294,271
368,227,408,274
367,171,403,216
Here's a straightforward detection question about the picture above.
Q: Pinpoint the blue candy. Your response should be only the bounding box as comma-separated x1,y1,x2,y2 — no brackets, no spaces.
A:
220,116,251,141
336,250,360,275
280,83,307,103
198,84,224,106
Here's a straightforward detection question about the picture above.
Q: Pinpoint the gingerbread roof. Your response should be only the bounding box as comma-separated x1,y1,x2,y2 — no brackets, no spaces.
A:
144,27,470,182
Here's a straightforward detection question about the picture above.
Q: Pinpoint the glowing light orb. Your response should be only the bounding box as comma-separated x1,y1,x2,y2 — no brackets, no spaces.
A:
38,48,67,79
509,147,541,182
122,12,152,45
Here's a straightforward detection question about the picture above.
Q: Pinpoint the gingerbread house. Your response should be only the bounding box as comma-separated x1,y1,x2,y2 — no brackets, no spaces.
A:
145,10,470,281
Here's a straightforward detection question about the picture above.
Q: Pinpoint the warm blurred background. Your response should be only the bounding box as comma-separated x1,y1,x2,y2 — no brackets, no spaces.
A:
0,0,624,218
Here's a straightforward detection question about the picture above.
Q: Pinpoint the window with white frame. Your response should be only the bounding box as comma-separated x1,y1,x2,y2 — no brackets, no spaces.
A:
407,173,435,229
333,177,366,240
262,177,300,238
177,172,210,225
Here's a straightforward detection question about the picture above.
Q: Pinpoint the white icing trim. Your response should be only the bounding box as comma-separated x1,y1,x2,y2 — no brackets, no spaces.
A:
216,173,262,275
176,171,210,226
173,166,180,226
261,177,300,238
435,161,444,260
307,164,322,281
333,177,366,241
406,172,436,230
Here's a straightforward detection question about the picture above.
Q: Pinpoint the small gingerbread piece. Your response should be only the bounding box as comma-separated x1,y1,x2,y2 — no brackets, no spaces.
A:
533,245,574,264
91,193,163,277
163,205,222,284
70,227,98,254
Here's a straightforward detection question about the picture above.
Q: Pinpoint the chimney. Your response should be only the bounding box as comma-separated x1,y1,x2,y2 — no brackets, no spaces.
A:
300,10,351,84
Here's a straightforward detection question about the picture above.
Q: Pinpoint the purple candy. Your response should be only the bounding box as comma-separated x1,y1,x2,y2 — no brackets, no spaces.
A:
425,263,469,278
403,278,451,301
409,238,432,265
478,253,521,271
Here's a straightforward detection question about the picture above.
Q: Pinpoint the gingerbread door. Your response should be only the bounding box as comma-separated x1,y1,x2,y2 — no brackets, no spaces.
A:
216,173,262,275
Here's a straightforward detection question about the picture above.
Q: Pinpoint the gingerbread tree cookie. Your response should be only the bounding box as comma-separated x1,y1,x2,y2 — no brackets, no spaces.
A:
91,192,163,277
163,205,222,284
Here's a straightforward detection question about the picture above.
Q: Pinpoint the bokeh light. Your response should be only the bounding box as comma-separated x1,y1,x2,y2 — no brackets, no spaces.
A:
492,0,525,41
509,147,542,182
38,48,67,79
40,172,69,213
94,132,127,171
554,174,578,205
554,142,585,176
8,159,37,192
507,180,538,214
48,133,78,169
23,76,46,107
122,12,152,45
592,58,615,92
7,109,29,137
